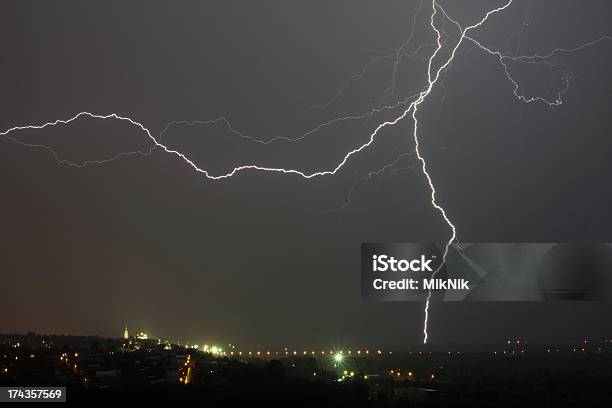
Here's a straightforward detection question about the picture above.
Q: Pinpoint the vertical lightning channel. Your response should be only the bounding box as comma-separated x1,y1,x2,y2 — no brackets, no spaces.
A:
4,0,609,344
416,0,514,343
0,0,514,345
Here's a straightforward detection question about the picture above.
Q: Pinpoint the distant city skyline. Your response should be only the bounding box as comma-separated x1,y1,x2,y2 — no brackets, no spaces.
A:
1,0,611,347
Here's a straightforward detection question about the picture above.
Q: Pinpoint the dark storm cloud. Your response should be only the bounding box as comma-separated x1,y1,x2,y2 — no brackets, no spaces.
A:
0,0,611,348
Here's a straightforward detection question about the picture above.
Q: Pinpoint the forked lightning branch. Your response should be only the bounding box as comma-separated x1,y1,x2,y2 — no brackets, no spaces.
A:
1,0,610,343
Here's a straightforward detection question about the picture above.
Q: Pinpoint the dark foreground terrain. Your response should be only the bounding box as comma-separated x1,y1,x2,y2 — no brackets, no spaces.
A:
1,334,611,406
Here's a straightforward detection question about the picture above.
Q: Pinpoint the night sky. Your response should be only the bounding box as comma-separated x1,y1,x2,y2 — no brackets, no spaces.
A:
1,0,611,348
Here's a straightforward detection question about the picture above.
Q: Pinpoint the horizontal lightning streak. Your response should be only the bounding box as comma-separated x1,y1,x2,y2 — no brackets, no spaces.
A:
0,106,417,180
0,0,609,345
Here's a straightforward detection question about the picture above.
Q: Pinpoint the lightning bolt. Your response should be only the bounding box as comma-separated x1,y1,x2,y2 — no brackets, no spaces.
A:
1,0,610,344
412,0,517,344
419,1,610,343
464,33,612,105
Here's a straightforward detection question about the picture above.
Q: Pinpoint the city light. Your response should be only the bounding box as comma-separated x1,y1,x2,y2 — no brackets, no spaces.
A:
0,0,611,405
136,332,149,340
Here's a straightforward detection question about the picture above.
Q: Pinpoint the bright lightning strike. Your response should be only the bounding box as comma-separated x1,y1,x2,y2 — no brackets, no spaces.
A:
411,0,517,344
1,0,610,344
419,1,611,343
